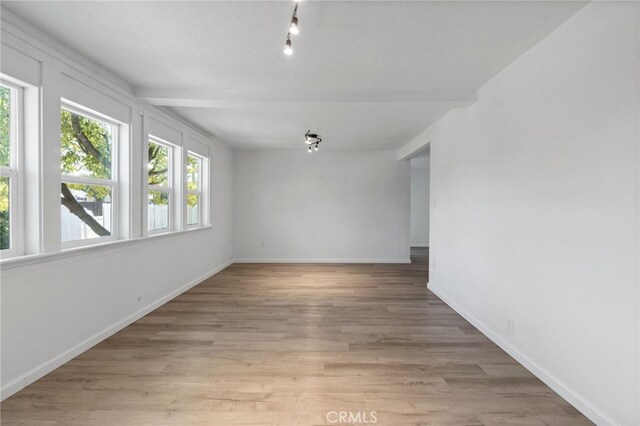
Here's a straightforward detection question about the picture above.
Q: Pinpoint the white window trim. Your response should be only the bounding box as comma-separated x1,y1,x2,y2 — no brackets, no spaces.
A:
0,80,23,258
186,151,204,229
147,135,175,235
60,103,119,250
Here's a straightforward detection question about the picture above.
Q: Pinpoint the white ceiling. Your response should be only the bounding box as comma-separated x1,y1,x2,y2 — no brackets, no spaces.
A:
4,1,585,150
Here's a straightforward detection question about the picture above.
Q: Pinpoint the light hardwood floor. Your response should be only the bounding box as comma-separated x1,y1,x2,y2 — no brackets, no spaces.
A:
1,249,590,425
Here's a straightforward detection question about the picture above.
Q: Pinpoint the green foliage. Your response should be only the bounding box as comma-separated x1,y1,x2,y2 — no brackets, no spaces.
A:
65,183,111,202
0,177,9,249
186,155,200,208
148,190,169,206
61,110,112,201
187,193,199,209
0,176,8,211
0,87,10,249
187,155,199,191
148,142,169,205
148,142,169,185
0,87,9,167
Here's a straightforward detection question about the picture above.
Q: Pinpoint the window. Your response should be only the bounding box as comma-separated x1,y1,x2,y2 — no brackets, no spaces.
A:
0,82,20,256
60,105,117,247
0,62,215,262
147,137,173,233
186,153,203,227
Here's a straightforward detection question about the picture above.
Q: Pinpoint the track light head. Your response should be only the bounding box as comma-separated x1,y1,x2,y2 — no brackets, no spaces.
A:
305,130,320,144
284,37,293,56
290,16,299,35
314,144,319,151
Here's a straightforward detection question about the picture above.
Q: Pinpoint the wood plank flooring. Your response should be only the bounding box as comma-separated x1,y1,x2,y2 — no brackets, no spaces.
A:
1,249,590,425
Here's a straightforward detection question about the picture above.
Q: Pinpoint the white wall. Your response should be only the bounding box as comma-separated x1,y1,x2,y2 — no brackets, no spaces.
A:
0,162,233,397
0,10,234,398
410,152,430,246
233,150,410,263
415,3,639,424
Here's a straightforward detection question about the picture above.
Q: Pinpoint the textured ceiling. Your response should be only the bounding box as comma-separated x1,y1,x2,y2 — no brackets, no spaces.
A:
4,1,586,149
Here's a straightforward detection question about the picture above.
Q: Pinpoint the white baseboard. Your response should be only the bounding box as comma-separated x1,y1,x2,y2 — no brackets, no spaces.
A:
233,258,412,264
0,260,233,401
427,283,618,426
410,244,429,248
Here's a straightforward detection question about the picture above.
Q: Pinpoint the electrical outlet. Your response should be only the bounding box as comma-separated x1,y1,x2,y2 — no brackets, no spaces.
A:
507,319,514,335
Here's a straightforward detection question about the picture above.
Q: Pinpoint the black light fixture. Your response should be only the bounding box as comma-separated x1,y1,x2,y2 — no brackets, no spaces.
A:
284,2,300,56
305,130,322,153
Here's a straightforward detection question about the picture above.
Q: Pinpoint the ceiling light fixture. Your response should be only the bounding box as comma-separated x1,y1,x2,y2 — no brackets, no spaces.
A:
284,3,300,56
304,130,322,153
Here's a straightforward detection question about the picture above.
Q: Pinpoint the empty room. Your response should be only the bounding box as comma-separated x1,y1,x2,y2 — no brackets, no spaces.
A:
0,1,638,425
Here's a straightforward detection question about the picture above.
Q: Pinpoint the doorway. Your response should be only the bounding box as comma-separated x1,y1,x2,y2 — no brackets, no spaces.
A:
409,148,430,268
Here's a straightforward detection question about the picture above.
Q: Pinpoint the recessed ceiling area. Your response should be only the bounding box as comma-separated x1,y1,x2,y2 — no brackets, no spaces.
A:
4,1,586,149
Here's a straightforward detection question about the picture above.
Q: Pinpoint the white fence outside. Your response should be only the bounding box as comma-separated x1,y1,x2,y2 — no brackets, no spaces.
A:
62,204,195,239
148,204,169,231
61,203,111,241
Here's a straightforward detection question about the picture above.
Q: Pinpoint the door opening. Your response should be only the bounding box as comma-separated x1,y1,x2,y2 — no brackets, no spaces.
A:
408,147,430,274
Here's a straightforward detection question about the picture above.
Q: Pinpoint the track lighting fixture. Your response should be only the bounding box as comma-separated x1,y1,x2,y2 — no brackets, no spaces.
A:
283,3,300,56
304,130,322,153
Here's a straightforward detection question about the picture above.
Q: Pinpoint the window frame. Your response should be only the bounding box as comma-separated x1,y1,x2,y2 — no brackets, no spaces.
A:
0,80,23,258
186,151,204,229
147,135,175,235
60,102,119,250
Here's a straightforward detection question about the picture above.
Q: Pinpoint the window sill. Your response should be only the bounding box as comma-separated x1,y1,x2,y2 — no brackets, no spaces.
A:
0,225,212,272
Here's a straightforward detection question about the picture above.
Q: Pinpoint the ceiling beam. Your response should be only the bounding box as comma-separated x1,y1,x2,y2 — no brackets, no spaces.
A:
134,87,477,108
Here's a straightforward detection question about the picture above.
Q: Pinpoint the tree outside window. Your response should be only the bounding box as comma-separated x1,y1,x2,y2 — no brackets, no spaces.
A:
60,108,115,242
